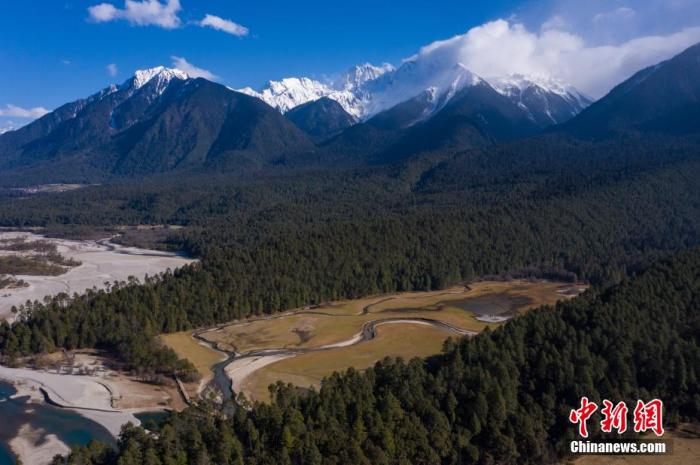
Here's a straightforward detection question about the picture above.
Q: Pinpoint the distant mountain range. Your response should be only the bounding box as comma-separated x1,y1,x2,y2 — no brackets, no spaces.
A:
2,41,699,185
239,60,591,128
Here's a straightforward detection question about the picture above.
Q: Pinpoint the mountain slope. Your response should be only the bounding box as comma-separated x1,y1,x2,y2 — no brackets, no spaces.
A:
285,97,357,142
559,42,700,137
322,79,541,164
377,79,541,161
0,68,313,183
489,74,592,126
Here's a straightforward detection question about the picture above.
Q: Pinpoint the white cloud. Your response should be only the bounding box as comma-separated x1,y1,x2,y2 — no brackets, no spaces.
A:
541,15,569,32
106,63,119,76
0,104,50,119
592,7,636,24
198,14,249,37
0,121,16,134
87,0,181,29
409,19,700,98
171,56,218,80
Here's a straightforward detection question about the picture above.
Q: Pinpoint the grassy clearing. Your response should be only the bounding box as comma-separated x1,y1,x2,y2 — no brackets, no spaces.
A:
160,331,225,380
170,280,583,401
203,281,582,354
243,322,452,402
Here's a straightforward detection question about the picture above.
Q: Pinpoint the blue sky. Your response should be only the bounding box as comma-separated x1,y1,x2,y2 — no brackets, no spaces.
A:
2,0,700,131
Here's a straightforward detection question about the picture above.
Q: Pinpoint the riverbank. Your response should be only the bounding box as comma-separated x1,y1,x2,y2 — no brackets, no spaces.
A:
0,231,196,321
0,379,115,465
0,354,184,465
0,365,140,437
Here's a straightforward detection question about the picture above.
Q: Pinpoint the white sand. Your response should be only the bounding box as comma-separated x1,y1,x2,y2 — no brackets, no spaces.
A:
10,424,71,465
0,365,140,436
0,231,195,321
319,332,364,349
475,315,512,323
225,354,294,394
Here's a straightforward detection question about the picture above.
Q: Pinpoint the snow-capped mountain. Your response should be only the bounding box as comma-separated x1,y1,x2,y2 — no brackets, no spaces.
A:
488,74,592,126
335,63,395,92
239,78,339,114
359,61,483,121
0,66,312,182
240,60,483,121
241,60,590,128
237,64,396,118
132,66,188,91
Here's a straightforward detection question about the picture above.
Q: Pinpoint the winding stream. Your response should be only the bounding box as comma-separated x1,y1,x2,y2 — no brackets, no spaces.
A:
194,316,476,401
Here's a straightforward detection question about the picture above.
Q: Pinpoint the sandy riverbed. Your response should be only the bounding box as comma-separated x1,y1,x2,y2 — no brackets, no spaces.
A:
0,365,140,436
0,348,191,464
0,363,157,465
9,424,71,465
0,231,195,321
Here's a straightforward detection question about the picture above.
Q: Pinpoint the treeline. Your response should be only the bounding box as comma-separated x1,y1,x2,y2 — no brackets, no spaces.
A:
0,136,699,374
53,247,700,465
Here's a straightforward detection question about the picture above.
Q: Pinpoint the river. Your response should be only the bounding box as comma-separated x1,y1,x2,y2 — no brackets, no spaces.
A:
0,381,114,465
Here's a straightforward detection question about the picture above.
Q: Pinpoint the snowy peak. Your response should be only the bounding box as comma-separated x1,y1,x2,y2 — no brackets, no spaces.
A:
132,66,189,89
239,62,589,129
109,66,191,102
358,59,484,118
338,63,395,91
488,74,592,125
239,77,334,113
489,74,590,104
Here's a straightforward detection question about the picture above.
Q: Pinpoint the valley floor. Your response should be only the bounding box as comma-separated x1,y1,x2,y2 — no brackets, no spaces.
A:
164,280,585,402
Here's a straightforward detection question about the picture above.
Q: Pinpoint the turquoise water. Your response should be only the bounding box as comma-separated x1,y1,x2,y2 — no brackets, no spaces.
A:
134,410,170,430
0,380,115,464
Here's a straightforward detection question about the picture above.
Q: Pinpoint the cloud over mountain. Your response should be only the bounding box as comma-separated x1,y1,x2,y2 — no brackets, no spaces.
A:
412,19,700,98
0,104,50,119
170,56,217,80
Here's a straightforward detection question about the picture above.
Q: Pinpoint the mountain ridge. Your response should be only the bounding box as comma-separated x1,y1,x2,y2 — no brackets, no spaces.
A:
0,68,313,183
558,42,700,137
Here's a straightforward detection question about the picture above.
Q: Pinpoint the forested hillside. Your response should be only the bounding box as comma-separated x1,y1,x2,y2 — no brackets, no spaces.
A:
0,135,698,375
52,247,700,465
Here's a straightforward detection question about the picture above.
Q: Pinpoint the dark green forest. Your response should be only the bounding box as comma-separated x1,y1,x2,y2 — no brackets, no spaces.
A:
52,247,700,465
0,135,699,376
